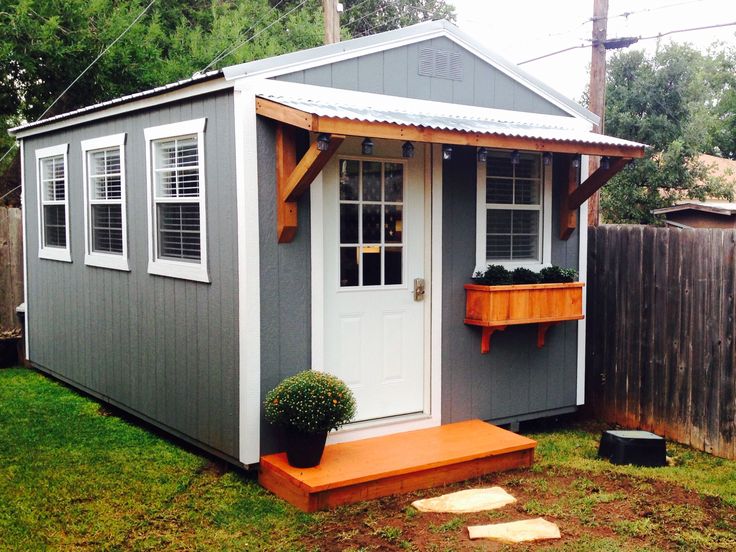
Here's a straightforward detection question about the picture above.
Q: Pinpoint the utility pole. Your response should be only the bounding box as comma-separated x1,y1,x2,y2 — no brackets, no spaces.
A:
322,0,341,44
587,0,608,226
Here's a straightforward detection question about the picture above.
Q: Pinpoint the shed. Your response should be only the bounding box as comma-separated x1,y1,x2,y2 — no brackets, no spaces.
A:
9,20,645,468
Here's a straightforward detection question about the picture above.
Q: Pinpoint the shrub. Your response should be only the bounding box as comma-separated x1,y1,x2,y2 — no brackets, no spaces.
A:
264,370,356,434
539,266,578,283
511,267,541,284
472,264,511,285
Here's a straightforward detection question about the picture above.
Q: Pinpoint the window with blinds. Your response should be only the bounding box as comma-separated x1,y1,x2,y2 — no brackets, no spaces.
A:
485,151,542,261
36,143,71,262
144,118,208,283
478,150,548,268
89,147,123,254
40,155,67,248
153,136,202,261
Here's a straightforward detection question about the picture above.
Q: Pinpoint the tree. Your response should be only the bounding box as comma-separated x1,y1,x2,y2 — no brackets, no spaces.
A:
601,43,736,224
341,0,455,38
0,0,324,202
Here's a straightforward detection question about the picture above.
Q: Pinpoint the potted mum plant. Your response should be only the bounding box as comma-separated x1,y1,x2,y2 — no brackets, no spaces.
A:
264,370,356,468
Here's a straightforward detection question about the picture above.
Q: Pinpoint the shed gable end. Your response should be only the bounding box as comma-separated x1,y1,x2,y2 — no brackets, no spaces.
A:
274,36,569,117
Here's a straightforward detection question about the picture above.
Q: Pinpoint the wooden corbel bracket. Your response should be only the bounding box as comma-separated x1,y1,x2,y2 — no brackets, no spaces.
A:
558,155,631,241
276,124,345,243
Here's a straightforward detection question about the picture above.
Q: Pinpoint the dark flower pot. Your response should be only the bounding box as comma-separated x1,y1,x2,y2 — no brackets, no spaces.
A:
285,428,328,468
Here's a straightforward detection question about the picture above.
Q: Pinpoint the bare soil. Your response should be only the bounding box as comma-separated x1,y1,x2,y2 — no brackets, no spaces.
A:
302,466,736,551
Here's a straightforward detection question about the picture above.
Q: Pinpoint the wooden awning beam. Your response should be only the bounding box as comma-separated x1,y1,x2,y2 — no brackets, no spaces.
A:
567,156,630,211
275,123,344,243
256,97,646,159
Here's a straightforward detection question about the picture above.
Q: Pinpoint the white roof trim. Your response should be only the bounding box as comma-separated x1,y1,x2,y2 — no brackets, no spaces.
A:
9,72,228,138
652,202,736,215
225,20,597,125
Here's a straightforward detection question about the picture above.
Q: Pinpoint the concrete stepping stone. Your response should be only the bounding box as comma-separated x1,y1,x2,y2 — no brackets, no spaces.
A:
467,517,561,543
411,487,516,513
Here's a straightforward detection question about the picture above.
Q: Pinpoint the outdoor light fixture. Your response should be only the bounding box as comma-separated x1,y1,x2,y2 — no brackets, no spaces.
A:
510,150,520,165
442,145,453,161
571,156,581,168
316,133,331,152
600,156,611,170
477,147,488,163
543,152,552,165
361,138,374,155
402,141,415,158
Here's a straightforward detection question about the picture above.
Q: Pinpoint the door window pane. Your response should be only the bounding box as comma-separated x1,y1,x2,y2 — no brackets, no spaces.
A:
339,159,359,200
385,247,402,285
340,247,359,287
362,161,382,201
338,159,405,287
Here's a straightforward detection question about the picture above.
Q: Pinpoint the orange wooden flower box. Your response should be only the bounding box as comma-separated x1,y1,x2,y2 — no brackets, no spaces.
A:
464,282,584,353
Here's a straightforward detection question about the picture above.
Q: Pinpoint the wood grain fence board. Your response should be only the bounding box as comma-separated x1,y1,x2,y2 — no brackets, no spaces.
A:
0,207,23,334
586,225,736,459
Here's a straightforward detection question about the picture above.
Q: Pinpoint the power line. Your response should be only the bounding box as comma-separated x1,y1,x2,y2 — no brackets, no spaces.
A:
37,0,156,122
202,0,309,71
201,0,287,73
518,20,736,65
1,0,156,198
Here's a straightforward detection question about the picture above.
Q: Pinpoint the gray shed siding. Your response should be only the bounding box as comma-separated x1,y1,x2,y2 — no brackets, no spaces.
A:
276,37,569,116
441,147,580,424
257,120,312,455
23,91,240,461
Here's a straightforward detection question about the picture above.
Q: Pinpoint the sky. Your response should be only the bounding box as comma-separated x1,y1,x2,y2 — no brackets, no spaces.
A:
449,0,736,102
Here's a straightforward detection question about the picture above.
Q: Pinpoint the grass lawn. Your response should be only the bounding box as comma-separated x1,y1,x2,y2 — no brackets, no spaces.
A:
0,367,734,551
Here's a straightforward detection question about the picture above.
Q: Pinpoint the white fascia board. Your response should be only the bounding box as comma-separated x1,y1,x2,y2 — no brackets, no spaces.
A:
11,78,232,139
233,80,262,466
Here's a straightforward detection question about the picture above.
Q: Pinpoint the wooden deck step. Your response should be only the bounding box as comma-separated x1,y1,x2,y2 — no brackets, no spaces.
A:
259,419,536,512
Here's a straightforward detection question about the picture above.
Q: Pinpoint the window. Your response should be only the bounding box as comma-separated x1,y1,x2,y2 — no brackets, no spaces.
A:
144,118,209,282
338,158,405,287
36,144,71,262
475,150,552,272
81,134,129,271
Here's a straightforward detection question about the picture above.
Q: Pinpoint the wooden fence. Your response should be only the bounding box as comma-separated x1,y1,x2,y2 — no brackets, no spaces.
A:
0,207,23,335
586,225,736,459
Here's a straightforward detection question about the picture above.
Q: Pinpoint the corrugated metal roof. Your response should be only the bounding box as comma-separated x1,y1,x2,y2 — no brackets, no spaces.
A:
256,81,644,150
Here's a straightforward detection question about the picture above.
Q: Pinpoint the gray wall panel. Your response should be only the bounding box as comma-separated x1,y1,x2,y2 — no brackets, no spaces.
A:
22,91,240,461
441,147,580,424
277,37,569,114
256,120,312,455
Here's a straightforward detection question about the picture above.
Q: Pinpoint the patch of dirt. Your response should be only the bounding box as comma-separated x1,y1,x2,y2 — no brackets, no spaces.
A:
301,466,736,551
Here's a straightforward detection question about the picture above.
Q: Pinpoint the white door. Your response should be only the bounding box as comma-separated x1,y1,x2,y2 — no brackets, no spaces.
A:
320,139,427,423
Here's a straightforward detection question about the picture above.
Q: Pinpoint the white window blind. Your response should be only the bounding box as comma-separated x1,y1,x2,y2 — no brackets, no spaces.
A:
144,118,209,283
36,144,71,262
476,150,552,272
82,134,129,271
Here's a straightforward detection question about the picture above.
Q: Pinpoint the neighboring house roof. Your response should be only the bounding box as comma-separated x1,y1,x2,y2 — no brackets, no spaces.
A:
10,20,598,138
224,20,598,124
652,202,736,216
254,79,642,154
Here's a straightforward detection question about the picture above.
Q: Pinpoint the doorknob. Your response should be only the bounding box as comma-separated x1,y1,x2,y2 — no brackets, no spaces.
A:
414,278,426,301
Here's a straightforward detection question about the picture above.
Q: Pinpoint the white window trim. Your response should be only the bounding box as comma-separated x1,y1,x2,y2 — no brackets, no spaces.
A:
144,118,209,283
36,143,71,262
474,151,552,273
81,133,129,271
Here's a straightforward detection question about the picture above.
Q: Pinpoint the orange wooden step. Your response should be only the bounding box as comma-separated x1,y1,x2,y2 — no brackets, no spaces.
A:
259,419,536,512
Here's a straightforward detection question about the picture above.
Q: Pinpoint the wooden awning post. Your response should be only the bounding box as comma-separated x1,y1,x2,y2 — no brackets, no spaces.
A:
559,154,578,240
275,124,345,243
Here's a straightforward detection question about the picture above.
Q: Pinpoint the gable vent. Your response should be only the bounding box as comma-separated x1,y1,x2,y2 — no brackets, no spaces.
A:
418,47,463,81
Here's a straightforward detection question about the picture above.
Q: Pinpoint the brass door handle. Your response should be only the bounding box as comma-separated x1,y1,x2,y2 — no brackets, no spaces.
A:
414,278,425,301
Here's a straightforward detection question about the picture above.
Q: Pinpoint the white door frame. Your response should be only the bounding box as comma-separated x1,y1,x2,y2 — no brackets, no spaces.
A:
311,141,443,444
